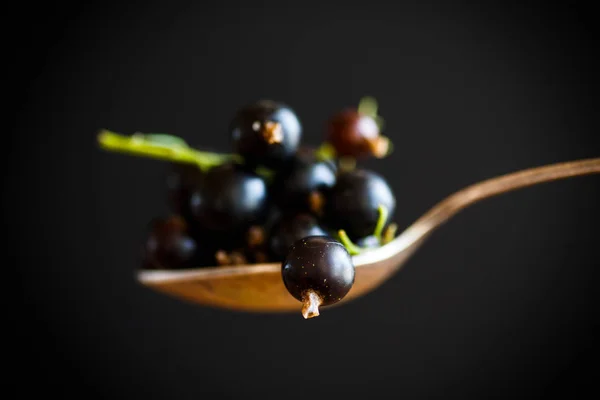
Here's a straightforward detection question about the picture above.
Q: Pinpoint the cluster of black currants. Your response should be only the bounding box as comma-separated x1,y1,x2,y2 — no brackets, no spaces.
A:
98,97,397,318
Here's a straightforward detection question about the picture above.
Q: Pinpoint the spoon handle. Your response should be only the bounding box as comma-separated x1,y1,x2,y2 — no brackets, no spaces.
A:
399,157,600,248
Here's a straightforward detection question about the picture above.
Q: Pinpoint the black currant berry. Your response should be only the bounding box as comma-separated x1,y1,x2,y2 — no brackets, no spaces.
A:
296,145,339,174
141,216,199,270
166,163,203,218
324,168,395,239
263,206,283,233
269,213,330,259
327,109,389,159
271,151,336,215
229,100,302,168
189,162,269,233
281,236,355,319
355,235,380,249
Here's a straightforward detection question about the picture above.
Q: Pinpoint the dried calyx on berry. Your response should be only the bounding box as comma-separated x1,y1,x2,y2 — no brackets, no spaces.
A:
270,149,337,217
229,100,302,169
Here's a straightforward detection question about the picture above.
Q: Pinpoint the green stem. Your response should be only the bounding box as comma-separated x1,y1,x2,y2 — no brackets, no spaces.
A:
337,230,363,256
357,96,378,118
373,204,389,242
314,141,336,161
382,223,398,245
336,205,392,254
358,96,385,132
255,165,275,181
97,129,240,172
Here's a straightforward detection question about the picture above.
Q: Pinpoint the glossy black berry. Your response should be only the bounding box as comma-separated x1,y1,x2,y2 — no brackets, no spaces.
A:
327,109,389,159
141,216,199,270
281,236,355,318
189,162,269,233
296,145,339,174
269,213,330,259
166,163,203,218
356,235,380,249
271,151,336,215
324,168,395,239
229,100,302,168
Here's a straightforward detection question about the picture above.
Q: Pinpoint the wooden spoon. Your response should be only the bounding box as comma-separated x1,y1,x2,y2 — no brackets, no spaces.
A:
137,158,600,313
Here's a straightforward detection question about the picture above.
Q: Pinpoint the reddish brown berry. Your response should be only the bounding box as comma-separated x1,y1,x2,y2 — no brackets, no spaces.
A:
327,109,389,159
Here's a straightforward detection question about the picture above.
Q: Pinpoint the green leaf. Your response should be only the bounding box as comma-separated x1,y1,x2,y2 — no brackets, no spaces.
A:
138,133,189,148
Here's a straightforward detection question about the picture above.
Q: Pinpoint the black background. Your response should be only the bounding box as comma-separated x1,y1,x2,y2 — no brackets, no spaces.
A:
9,1,599,399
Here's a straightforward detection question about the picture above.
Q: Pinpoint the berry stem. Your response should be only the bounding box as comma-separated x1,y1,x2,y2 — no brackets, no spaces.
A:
337,230,363,255
314,141,336,161
382,223,398,244
301,290,323,319
255,165,275,181
337,205,391,254
357,96,378,118
97,129,240,172
373,204,389,242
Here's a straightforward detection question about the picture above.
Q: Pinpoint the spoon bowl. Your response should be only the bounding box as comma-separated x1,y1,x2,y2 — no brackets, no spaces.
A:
137,158,600,313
